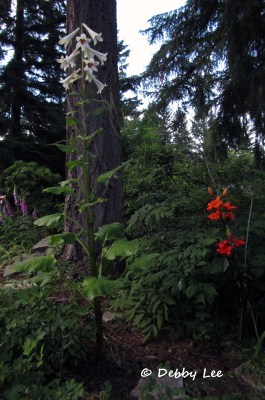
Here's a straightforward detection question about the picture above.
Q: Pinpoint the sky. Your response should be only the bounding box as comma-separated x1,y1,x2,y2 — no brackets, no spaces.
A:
117,0,186,76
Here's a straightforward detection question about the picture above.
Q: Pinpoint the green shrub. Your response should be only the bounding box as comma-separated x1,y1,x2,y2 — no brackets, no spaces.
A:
0,216,48,266
113,207,226,341
119,149,265,341
0,286,93,399
3,160,61,215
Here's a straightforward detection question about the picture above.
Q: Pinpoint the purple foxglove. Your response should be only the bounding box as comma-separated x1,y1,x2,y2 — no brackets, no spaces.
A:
20,198,28,216
5,201,13,217
32,209,38,220
13,188,19,206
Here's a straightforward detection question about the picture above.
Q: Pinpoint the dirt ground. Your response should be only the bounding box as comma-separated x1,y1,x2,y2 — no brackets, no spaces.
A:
1,266,264,400
82,319,264,399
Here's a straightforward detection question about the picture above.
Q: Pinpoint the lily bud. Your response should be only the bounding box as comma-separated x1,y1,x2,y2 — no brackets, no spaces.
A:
208,187,214,196
223,187,228,197
222,212,227,221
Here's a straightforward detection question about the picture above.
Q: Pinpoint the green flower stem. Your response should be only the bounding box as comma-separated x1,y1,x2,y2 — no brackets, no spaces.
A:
79,91,104,361
76,237,90,258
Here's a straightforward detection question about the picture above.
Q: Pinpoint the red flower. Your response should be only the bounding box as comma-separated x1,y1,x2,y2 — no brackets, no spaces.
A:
208,211,222,220
222,212,236,221
222,201,237,211
207,196,223,211
216,240,233,256
230,236,246,248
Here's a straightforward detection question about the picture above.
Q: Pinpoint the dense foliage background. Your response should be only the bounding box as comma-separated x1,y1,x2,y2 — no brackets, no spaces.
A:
0,1,264,399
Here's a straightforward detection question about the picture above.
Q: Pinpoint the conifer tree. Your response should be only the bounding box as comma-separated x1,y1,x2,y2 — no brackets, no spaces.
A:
143,0,265,163
118,40,142,117
64,0,124,259
0,0,66,173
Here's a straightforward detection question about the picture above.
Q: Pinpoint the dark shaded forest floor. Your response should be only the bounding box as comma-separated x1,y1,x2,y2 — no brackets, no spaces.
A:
1,268,264,400
83,318,264,399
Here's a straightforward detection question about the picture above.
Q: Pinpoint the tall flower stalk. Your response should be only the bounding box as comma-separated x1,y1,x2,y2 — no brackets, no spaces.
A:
7,23,138,361
57,24,107,360
207,188,246,257
57,23,107,93
206,187,260,340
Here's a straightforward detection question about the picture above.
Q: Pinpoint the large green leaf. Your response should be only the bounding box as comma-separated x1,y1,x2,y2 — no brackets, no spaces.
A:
95,164,126,185
89,107,105,117
186,284,197,299
223,257,230,272
34,213,63,228
128,253,160,271
29,272,55,286
66,116,77,127
59,178,78,187
105,239,139,260
78,197,106,211
82,277,117,300
49,232,76,246
95,222,125,241
66,160,87,171
6,256,57,276
43,186,75,195
202,283,218,297
76,128,103,142
54,143,74,153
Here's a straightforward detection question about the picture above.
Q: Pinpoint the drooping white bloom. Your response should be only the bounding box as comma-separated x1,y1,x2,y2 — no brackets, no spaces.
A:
59,69,81,90
76,33,91,52
59,74,73,90
89,48,108,65
83,57,100,74
58,24,107,94
85,71,107,93
56,48,79,71
56,55,68,71
83,23,103,46
59,27,80,48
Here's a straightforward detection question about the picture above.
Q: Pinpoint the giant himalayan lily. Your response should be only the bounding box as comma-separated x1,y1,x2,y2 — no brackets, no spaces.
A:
56,48,79,71
85,70,107,93
59,69,81,90
83,23,103,46
76,33,91,52
59,27,80,48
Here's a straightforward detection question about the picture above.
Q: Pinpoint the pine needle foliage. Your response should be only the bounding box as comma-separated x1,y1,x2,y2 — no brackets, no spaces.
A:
142,0,265,160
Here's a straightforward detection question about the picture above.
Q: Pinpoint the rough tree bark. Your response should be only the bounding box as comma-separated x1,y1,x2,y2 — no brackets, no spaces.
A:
64,0,123,261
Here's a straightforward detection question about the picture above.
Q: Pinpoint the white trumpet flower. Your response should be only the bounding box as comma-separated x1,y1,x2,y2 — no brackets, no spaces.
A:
58,24,107,94
56,48,79,71
83,23,103,45
76,33,91,52
84,47,107,64
85,71,107,93
59,27,80,48
59,69,81,90
83,57,100,74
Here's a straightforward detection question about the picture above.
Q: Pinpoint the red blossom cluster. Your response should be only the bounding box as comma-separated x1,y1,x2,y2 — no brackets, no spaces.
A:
207,195,237,221
207,188,246,256
216,235,246,256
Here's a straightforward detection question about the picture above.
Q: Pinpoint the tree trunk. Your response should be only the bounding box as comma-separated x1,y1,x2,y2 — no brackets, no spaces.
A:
64,0,123,261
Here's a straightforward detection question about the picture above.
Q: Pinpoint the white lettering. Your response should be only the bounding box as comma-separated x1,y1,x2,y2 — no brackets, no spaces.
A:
158,368,168,377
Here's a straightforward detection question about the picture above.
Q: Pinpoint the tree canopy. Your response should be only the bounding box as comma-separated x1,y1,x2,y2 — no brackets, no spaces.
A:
0,0,66,173
142,0,265,162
